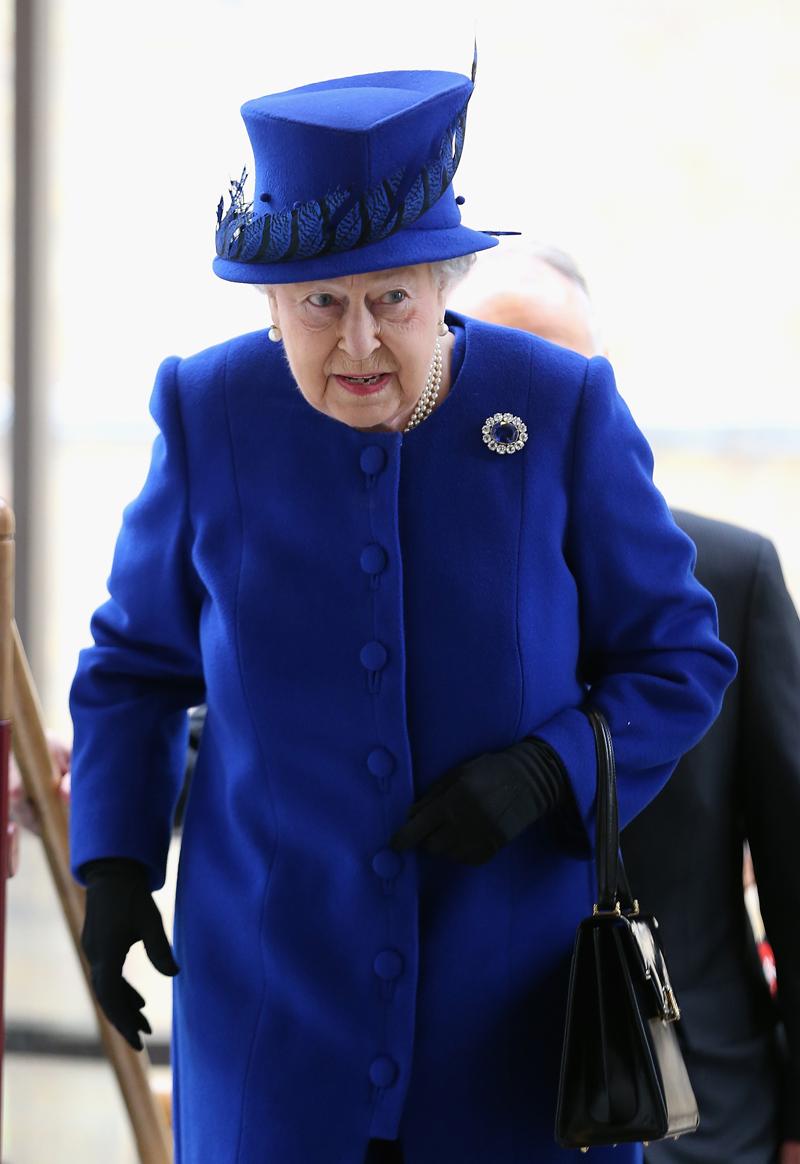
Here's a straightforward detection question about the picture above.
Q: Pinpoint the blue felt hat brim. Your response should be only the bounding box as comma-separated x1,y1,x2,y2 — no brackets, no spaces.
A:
212,222,499,285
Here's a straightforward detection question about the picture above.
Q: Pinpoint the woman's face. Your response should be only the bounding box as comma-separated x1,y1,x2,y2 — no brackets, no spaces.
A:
266,263,448,432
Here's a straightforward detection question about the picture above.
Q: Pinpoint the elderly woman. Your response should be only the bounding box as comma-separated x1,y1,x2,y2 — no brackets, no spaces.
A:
70,65,736,1164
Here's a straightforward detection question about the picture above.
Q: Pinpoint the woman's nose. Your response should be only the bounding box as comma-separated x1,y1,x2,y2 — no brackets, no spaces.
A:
338,305,381,361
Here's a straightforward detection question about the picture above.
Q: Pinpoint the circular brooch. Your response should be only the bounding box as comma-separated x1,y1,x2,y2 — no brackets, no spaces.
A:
481,412,529,454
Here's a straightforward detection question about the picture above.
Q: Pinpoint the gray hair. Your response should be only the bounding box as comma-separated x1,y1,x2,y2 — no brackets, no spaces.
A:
525,244,590,297
251,252,478,298
429,252,478,291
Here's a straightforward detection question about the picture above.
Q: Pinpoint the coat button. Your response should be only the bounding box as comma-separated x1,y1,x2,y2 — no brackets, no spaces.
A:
369,1056,398,1088
360,446,386,476
373,949,404,980
367,747,395,792
372,848,402,880
360,641,388,672
360,543,388,575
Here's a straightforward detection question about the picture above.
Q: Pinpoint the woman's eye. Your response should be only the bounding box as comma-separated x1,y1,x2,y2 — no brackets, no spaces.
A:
308,293,335,308
381,289,407,304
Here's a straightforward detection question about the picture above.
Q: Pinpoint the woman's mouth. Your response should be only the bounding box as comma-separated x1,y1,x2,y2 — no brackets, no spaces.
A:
334,373,391,396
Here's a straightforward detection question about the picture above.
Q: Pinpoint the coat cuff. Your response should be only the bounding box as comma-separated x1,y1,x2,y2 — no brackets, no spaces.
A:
529,707,597,851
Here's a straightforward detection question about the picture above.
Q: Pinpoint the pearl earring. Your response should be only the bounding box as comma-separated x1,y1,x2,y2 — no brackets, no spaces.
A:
268,324,282,343
436,320,449,337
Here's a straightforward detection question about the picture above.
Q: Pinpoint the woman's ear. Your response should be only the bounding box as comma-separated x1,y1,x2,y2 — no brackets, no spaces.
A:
432,273,449,320
265,287,280,325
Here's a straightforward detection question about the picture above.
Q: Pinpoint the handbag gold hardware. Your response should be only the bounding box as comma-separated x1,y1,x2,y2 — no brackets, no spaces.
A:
663,983,681,1022
592,901,621,917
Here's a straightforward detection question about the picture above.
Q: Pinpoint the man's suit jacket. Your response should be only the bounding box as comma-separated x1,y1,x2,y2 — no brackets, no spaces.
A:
622,510,800,1162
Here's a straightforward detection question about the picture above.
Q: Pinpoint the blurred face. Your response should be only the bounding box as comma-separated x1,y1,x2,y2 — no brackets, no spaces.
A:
473,259,599,358
267,264,449,432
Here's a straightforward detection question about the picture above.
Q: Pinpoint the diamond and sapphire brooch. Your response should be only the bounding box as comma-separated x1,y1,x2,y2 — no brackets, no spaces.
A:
481,412,528,454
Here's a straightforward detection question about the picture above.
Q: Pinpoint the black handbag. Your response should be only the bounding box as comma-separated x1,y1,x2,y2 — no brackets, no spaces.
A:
554,707,699,1151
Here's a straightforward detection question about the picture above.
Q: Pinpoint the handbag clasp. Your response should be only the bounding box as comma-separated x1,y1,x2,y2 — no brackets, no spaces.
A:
662,982,681,1023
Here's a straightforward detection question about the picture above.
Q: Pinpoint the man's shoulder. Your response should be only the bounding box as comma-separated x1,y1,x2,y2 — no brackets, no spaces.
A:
670,510,783,646
671,509,769,555
671,509,771,580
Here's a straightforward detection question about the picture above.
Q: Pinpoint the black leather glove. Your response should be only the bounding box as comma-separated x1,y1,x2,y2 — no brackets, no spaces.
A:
390,737,569,866
80,857,179,1050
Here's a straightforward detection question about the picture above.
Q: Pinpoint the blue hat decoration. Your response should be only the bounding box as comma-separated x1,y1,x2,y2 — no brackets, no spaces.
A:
213,65,503,284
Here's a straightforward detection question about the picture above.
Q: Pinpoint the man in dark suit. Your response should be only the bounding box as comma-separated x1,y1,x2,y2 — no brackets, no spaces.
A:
471,246,800,1163
625,510,800,1163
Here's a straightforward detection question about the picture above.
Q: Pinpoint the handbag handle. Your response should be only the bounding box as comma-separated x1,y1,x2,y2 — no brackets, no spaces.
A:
585,707,636,914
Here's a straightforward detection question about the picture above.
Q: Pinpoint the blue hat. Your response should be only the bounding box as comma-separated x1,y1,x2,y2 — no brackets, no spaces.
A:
212,67,501,284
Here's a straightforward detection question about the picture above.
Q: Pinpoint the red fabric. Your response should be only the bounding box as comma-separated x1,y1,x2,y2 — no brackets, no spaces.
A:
758,938,779,998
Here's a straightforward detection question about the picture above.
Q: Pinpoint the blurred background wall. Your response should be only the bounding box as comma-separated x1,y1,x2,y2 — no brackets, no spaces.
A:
2,1,798,1158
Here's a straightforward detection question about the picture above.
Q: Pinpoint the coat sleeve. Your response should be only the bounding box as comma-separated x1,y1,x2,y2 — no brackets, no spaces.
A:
738,537,800,1138
69,355,206,890
532,355,737,843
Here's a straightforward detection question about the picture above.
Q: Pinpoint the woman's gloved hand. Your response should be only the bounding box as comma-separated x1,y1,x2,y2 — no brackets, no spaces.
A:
390,737,569,866
80,857,180,1050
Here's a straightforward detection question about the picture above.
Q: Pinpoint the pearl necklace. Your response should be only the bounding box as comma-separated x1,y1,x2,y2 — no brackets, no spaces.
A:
403,336,443,433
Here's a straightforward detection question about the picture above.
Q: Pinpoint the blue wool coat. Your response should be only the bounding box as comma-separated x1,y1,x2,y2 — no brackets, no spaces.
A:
69,313,736,1164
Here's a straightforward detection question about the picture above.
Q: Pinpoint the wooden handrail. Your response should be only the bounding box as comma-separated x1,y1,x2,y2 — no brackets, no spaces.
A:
3,499,173,1163
0,499,15,1147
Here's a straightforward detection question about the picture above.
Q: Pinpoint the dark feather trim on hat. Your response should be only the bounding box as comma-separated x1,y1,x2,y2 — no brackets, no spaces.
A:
215,102,468,266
